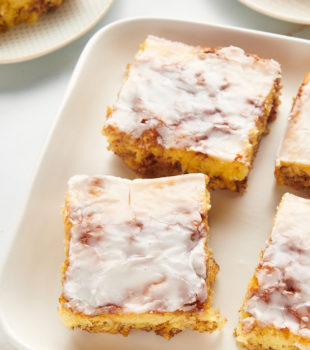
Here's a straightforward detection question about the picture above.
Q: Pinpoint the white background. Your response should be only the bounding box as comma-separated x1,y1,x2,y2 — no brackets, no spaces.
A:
1,0,310,348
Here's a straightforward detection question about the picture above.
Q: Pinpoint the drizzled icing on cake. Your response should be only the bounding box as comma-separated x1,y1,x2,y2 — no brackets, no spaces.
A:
278,75,310,165
243,193,310,339
106,35,281,163
63,174,209,315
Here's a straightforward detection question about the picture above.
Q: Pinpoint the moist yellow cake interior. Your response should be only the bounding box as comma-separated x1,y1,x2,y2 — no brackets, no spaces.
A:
275,162,310,190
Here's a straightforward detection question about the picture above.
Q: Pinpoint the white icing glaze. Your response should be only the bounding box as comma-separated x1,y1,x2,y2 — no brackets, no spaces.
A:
63,174,209,315
278,76,310,165
105,35,281,163
244,193,310,339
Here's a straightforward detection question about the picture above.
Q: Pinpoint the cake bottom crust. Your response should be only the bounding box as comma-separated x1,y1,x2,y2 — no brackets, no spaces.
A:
102,127,251,192
235,321,310,350
275,163,310,193
59,301,225,340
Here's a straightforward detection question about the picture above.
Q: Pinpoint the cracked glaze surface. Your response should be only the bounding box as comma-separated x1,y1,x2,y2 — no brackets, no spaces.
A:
62,174,209,315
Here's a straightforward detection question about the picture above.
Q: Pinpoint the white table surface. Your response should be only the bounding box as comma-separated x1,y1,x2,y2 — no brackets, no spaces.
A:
1,0,310,348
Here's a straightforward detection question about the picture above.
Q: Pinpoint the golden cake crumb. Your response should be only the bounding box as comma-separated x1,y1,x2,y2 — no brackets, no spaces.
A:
0,0,64,32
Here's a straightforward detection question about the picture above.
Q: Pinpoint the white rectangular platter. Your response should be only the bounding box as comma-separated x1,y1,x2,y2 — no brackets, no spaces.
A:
1,17,310,350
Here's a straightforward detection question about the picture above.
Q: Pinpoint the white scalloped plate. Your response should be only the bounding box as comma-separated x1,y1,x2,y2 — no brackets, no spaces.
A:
238,0,310,24
1,17,310,350
0,0,114,64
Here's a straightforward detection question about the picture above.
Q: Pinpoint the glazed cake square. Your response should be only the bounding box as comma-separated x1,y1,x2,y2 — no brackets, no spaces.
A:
235,193,310,350
275,73,310,192
59,173,225,339
103,35,281,191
